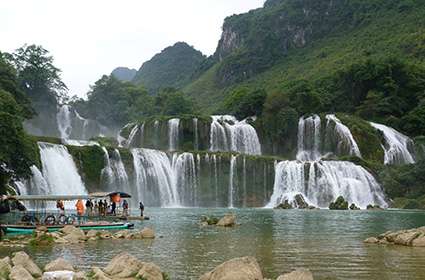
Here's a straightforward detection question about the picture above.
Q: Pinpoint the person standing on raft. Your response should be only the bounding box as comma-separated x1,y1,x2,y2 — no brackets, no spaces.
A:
139,201,144,217
75,199,85,223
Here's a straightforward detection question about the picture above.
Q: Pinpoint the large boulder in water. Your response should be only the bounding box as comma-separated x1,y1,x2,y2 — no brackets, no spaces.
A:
11,251,42,278
9,265,34,280
277,269,314,280
0,257,12,279
136,262,164,280
329,196,348,210
104,252,143,278
199,256,263,280
141,227,155,239
216,214,236,227
91,267,111,280
294,194,310,209
275,200,293,209
44,257,75,272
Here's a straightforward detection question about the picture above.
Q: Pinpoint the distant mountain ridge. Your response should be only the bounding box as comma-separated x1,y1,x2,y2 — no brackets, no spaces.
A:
132,42,206,92
111,67,137,82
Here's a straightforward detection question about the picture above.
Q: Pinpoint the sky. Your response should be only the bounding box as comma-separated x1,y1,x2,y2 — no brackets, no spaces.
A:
0,0,264,98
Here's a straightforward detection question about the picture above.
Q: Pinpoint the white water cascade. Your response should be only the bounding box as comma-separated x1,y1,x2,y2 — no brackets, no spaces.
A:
172,153,197,206
370,122,415,164
210,115,261,155
132,148,180,207
325,114,362,158
125,124,140,148
38,142,88,195
193,118,199,150
297,115,321,161
267,160,387,209
168,118,180,151
228,155,237,208
56,105,72,139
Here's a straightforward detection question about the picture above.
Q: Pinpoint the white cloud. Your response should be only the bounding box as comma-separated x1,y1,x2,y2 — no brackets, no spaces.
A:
0,0,264,98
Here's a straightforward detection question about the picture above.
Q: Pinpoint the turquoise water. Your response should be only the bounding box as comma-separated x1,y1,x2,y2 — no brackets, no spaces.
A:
2,208,425,279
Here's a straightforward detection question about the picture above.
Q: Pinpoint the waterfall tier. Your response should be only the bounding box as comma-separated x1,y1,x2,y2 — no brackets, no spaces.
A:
296,114,362,160
266,160,387,209
370,122,416,164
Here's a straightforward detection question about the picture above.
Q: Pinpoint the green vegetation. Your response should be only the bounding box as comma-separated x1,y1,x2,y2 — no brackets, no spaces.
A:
223,87,266,119
132,42,206,93
67,145,105,192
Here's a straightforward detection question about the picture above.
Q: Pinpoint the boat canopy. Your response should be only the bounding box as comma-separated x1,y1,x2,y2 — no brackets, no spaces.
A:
9,192,132,201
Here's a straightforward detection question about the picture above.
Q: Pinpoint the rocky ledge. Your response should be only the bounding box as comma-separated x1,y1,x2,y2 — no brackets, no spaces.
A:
0,253,313,280
1,225,156,247
364,226,425,247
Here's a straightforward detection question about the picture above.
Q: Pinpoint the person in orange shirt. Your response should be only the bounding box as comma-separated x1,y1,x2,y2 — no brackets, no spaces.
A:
75,199,85,216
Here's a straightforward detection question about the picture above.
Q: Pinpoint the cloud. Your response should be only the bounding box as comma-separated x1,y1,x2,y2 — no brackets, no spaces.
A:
0,0,264,98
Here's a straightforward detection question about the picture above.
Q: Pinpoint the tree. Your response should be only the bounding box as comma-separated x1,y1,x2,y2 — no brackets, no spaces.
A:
223,87,267,119
155,88,195,116
6,44,67,105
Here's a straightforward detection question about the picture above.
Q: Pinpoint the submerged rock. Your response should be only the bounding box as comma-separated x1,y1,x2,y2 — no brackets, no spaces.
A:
141,228,155,239
199,256,263,280
216,214,236,227
329,196,348,210
277,269,314,280
200,216,220,225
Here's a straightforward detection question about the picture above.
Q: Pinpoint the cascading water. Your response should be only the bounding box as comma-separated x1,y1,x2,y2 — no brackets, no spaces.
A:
370,122,415,164
209,115,261,155
172,153,197,206
125,124,140,148
297,115,321,161
325,114,361,158
131,148,180,207
37,142,88,195
193,118,199,151
57,105,72,139
228,155,237,208
168,118,180,151
101,147,115,188
266,160,387,209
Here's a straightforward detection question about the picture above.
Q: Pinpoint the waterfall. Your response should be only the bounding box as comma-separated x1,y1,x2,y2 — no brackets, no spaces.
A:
266,160,387,209
325,114,361,158
28,165,49,195
172,153,197,206
370,122,415,164
57,105,72,139
168,118,180,151
193,118,199,150
111,149,130,193
101,147,114,188
228,155,237,208
38,142,88,195
209,115,261,155
126,124,140,148
297,115,321,161
131,148,180,207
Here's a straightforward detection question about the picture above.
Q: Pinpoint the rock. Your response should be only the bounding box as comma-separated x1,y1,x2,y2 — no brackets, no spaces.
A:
137,262,163,280
385,230,406,243
61,225,77,235
99,231,112,239
294,194,309,209
64,228,86,243
42,271,74,280
394,231,421,246
363,237,379,244
11,251,42,277
91,267,111,280
54,237,69,244
349,203,360,210
275,200,293,209
329,196,348,210
9,265,34,280
276,269,314,280
200,216,219,225
216,214,236,227
103,252,143,278
0,257,11,278
412,235,425,247
85,230,99,239
366,205,383,210
199,256,263,280
141,228,155,239
73,271,87,280
45,258,75,272
113,230,130,239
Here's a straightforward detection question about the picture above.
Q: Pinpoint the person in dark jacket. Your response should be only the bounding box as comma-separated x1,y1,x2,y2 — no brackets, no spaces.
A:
139,201,144,217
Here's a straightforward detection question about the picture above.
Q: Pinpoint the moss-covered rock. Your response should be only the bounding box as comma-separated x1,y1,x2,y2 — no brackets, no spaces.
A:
329,196,348,210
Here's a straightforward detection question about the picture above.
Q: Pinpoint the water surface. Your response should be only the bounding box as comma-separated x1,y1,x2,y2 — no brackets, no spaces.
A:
2,208,425,279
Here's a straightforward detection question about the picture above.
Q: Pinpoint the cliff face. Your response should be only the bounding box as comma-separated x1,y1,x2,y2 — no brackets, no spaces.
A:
132,42,206,93
213,0,346,85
